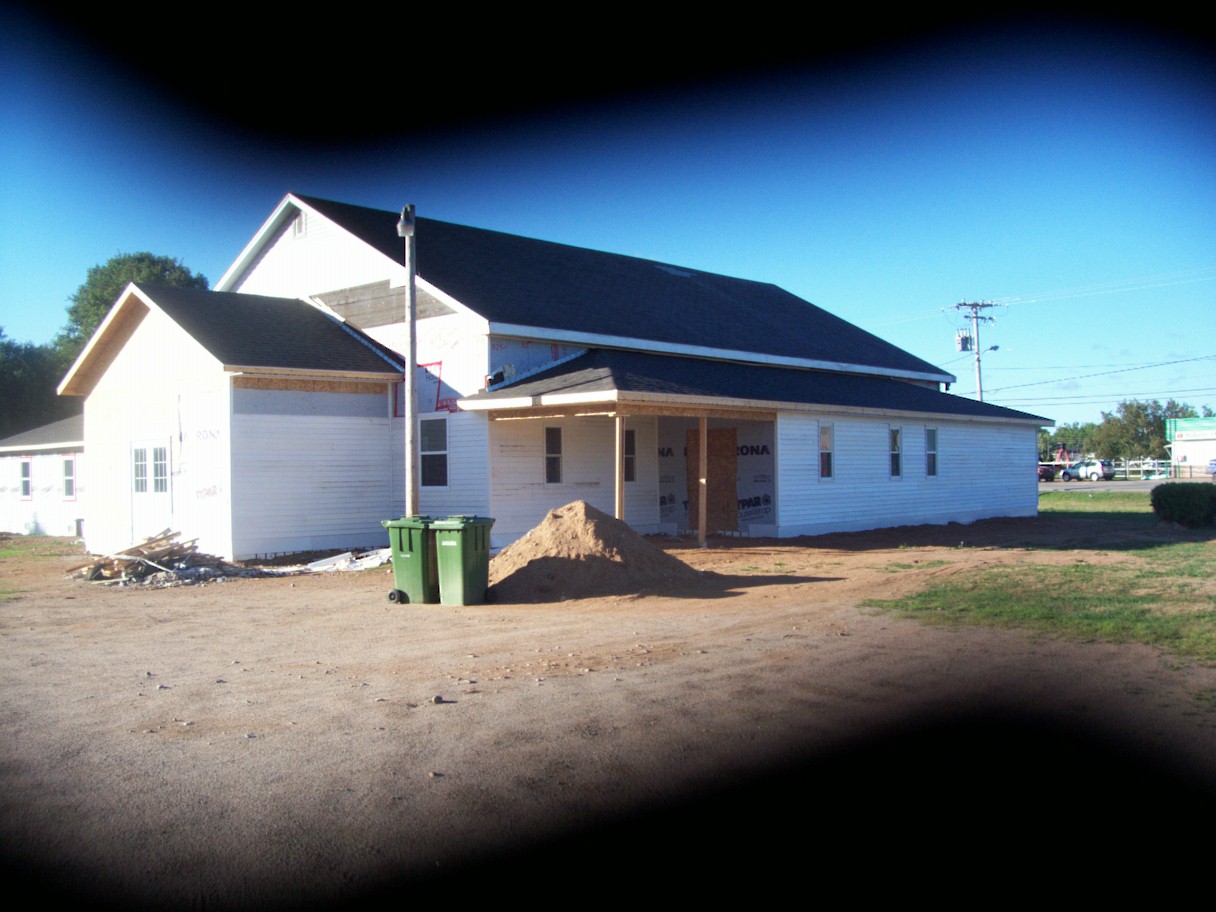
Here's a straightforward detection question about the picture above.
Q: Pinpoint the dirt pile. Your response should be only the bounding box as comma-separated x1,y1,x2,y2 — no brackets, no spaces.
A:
488,500,704,602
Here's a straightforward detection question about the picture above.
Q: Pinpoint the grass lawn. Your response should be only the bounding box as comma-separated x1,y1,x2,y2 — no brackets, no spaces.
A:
865,491,1216,665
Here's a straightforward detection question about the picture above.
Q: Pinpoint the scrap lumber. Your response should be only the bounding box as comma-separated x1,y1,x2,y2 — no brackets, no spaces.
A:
68,530,224,583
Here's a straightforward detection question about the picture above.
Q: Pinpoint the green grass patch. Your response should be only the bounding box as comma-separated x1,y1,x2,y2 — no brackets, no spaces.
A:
886,560,950,572
1038,489,1156,521
867,492,1216,664
0,535,82,561
739,561,790,574
866,559,1216,663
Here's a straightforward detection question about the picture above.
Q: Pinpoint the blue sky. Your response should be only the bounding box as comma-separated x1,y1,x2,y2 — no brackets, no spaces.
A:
3,10,1213,427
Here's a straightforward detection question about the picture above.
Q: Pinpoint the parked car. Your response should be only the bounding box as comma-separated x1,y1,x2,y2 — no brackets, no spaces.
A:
1060,459,1114,482
1038,464,1056,482
1207,458,1216,477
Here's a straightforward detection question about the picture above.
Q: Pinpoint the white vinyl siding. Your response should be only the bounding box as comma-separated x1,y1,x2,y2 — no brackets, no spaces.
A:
230,394,392,557
488,416,660,548
767,414,1037,537
1,449,86,536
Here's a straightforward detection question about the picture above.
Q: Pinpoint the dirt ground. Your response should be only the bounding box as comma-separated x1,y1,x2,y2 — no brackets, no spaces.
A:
3,511,1216,908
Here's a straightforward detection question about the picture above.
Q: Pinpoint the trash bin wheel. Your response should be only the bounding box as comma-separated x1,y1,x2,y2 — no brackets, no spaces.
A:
387,589,407,604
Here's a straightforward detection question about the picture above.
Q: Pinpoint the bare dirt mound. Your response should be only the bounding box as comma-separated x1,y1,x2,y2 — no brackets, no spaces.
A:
488,500,704,602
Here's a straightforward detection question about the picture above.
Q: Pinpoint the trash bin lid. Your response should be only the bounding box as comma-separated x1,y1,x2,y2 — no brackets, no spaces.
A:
382,515,438,528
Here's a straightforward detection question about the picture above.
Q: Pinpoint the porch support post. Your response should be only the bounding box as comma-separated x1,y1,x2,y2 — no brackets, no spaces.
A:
698,415,708,548
614,415,625,521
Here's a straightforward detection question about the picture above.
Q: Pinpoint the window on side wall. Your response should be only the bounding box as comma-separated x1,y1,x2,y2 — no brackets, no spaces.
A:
63,456,76,499
545,427,562,483
819,424,833,479
889,427,902,478
925,428,938,477
20,459,32,499
420,417,448,487
623,428,636,483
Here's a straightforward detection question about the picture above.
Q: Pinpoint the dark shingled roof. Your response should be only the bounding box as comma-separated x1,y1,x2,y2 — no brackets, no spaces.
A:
464,349,1048,423
0,414,84,450
138,284,403,374
296,195,949,380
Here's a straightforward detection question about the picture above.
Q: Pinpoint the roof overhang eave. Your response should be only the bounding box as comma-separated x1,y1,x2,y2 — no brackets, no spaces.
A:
460,388,1047,425
225,365,402,383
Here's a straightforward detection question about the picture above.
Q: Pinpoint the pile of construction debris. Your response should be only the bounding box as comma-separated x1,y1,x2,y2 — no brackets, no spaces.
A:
67,530,250,587
67,531,393,588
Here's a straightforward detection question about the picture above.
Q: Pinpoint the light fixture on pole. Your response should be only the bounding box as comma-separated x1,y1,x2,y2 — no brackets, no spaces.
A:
951,300,1002,402
398,205,419,517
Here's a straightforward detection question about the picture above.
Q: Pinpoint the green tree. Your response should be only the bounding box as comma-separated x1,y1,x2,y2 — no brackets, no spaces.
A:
0,327,77,439
57,252,208,356
1043,421,1099,460
1093,399,1198,460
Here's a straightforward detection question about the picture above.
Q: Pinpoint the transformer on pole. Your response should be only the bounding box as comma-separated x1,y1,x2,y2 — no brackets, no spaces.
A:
951,300,1001,402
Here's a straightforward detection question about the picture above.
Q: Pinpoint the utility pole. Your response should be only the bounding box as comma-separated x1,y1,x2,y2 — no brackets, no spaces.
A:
398,205,419,517
952,300,1002,402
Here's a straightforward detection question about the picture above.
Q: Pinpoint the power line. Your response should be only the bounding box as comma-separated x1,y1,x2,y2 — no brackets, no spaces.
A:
983,354,1216,394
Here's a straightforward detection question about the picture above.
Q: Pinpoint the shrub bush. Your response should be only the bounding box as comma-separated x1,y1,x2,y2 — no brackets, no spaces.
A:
1150,483,1216,528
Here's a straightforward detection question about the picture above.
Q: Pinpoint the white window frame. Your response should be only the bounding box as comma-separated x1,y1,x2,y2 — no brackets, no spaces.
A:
819,423,833,480
545,427,562,484
889,427,902,478
925,427,938,478
20,459,32,499
420,416,448,488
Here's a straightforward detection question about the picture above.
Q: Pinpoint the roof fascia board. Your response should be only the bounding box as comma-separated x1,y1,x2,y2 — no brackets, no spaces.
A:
0,441,84,454
59,283,224,396
215,194,300,291
487,322,956,385
225,366,401,382
58,280,141,394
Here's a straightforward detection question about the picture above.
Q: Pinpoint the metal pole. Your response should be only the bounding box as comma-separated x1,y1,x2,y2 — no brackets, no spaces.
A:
698,416,708,548
398,205,419,517
971,308,984,402
614,415,624,521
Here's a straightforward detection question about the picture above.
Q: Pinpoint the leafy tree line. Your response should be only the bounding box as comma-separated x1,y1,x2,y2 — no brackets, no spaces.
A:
0,253,208,439
1039,399,1215,462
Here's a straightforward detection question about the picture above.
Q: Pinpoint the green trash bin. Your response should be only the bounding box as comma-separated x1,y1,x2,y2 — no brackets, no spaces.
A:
431,516,495,605
381,516,439,604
